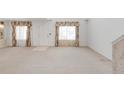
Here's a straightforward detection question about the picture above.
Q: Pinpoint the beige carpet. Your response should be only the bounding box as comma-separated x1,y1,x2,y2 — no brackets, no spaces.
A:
32,47,49,52
0,47,112,74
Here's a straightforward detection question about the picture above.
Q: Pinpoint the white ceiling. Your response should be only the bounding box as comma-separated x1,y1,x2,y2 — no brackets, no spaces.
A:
0,18,88,22
0,18,49,21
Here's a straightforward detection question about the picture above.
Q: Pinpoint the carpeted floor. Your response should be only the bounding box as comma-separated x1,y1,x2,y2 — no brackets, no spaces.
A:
0,47,112,74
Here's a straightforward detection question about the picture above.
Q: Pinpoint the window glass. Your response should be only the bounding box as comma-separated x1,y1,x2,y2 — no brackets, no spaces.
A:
59,26,76,40
16,26,27,40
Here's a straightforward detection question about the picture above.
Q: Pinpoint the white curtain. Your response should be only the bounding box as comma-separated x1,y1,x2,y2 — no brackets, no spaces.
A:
15,26,27,47
59,26,76,40
58,26,76,46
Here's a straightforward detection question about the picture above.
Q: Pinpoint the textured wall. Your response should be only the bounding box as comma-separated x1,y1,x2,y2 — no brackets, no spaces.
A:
113,38,124,74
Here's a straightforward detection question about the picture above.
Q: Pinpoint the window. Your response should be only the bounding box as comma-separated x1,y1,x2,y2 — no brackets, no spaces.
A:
0,23,4,39
59,26,76,40
16,26,28,40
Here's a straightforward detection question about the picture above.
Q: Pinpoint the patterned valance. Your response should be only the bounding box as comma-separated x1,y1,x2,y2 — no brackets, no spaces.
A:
55,21,80,26
11,21,32,26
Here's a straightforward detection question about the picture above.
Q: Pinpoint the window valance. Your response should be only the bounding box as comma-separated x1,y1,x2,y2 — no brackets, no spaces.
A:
11,21,32,26
55,21,80,26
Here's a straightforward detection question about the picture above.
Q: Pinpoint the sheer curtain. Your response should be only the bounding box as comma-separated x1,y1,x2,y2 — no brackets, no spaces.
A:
58,26,76,47
59,26,76,40
15,26,27,47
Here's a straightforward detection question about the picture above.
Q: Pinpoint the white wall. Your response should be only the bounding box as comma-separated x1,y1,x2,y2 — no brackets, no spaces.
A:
3,18,88,47
88,18,124,60
31,20,52,46
4,20,12,46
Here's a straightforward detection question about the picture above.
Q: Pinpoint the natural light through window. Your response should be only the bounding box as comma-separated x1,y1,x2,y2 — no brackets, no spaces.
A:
16,26,27,40
59,26,76,40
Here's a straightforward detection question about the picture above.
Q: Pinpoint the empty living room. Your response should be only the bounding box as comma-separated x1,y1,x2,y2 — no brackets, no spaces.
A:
0,18,123,74
1,0,124,93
